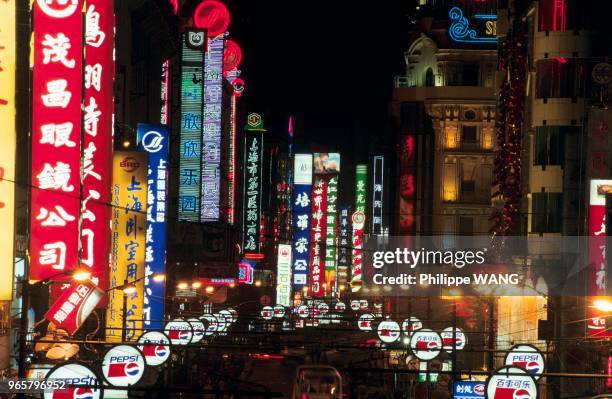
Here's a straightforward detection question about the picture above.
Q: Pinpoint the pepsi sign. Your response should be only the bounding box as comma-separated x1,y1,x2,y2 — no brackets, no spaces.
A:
297,305,309,318
273,305,286,318
101,345,146,387
43,362,100,399
410,329,442,361
441,326,467,352
164,319,193,345
402,317,423,336
358,314,375,331
504,344,545,380
335,302,346,312
188,318,206,344
137,331,170,367
486,366,538,399
199,314,219,336
261,306,274,320
377,320,401,343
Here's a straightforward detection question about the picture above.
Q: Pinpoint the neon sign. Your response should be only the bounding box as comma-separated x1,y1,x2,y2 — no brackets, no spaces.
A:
350,165,367,292
372,156,385,235
448,7,497,44
324,176,339,296
178,30,206,221
291,154,313,291
243,114,265,255
337,206,350,290
309,178,327,297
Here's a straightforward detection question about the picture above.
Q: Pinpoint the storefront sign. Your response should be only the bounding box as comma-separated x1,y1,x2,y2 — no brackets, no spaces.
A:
101,345,146,387
200,37,224,221
164,319,193,345
137,124,169,330
81,0,114,291
107,152,148,342
309,178,327,297
504,344,545,380
324,176,339,295
276,244,292,306
372,156,385,235
30,0,83,281
337,206,350,288
242,115,265,255
179,29,206,221
45,280,104,335
0,0,16,300
378,320,401,343
137,331,170,366
291,154,313,291
399,135,416,233
453,381,485,398
350,165,367,292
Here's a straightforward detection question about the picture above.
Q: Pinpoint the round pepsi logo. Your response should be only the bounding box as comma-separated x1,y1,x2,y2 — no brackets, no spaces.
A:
101,345,146,387
138,331,171,367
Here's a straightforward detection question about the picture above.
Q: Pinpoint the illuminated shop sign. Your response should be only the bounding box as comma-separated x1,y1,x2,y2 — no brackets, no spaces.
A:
399,136,416,233
0,0,16,300
337,206,350,289
30,0,83,281
309,178,327,297
108,152,148,342
160,59,170,124
201,37,224,221
276,244,292,306
291,155,313,291
81,0,114,291
137,124,169,330
44,280,104,335
350,164,367,292
448,6,497,44
179,29,206,221
372,156,385,235
324,176,339,296
242,113,265,255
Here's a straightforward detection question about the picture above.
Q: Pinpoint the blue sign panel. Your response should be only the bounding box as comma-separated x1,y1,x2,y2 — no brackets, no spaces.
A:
453,381,485,399
137,123,169,330
291,183,312,290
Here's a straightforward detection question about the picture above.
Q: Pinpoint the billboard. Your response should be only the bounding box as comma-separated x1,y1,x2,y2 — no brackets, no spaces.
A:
276,244,292,306
137,124,169,330
350,165,367,292
313,153,340,174
108,152,148,342
295,154,314,184
372,156,385,235
81,0,114,291
178,30,206,221
242,114,265,255
30,0,83,281
337,206,350,289
324,176,339,296
587,179,612,337
0,0,16,299
309,178,327,297
292,183,312,290
200,37,224,221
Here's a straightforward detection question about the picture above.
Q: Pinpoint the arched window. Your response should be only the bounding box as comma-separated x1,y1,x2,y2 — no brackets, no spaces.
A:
424,67,434,87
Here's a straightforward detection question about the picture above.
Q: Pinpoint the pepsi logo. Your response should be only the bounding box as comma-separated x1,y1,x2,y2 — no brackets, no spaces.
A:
43,363,100,399
73,388,94,399
102,345,146,386
474,383,485,395
504,345,544,380
514,388,531,399
108,361,140,377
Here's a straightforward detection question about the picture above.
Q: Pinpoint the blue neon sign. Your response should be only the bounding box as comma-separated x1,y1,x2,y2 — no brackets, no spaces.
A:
448,7,497,44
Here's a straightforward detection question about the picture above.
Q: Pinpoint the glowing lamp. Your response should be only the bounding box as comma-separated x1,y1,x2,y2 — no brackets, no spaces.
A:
122,284,137,295
205,286,215,294
71,269,92,282
192,281,202,289
193,0,230,38
177,282,189,290
593,298,612,313
223,39,242,72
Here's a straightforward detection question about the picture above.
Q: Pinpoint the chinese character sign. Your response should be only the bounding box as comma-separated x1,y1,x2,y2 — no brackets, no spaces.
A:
292,181,312,291
81,0,114,291
324,176,339,296
587,179,612,337
30,0,83,281
337,206,351,290
137,124,169,330
45,280,104,335
201,37,224,221
108,152,148,342
179,30,206,221
276,244,292,307
309,178,327,297
350,164,367,292
399,135,416,233
372,156,385,235
243,130,264,254
0,0,16,299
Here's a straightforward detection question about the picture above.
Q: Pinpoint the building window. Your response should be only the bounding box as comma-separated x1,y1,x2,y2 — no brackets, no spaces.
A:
535,59,585,99
458,217,474,235
531,193,563,233
462,64,479,86
462,126,477,143
424,67,434,87
534,126,566,166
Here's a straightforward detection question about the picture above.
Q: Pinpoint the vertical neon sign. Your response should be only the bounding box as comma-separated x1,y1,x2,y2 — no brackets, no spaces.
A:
291,154,313,291
178,30,206,221
137,124,169,330
309,178,327,297
350,165,367,292
81,0,114,291
372,156,385,235
200,37,224,221
160,59,170,125
243,113,265,255
0,0,16,300
30,0,83,281
324,176,339,296
399,135,416,233
337,206,351,291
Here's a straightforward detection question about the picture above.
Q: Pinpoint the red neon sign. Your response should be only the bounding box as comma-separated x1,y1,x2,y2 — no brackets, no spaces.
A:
81,0,114,291
30,0,83,281
309,178,327,297
399,135,416,233
193,0,231,38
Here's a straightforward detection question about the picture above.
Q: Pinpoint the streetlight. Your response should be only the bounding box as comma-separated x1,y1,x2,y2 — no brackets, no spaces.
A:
192,281,202,289
254,280,262,287
177,282,189,290
593,298,612,312
205,286,215,294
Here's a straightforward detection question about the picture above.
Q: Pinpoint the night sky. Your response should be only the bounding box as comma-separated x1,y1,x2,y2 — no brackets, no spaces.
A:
227,1,416,158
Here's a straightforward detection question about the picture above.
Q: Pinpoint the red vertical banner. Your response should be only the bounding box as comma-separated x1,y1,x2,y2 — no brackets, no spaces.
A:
81,0,114,291
309,178,327,297
398,135,416,233
30,0,83,281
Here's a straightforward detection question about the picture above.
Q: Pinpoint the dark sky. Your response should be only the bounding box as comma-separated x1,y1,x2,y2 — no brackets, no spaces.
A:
227,1,416,155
